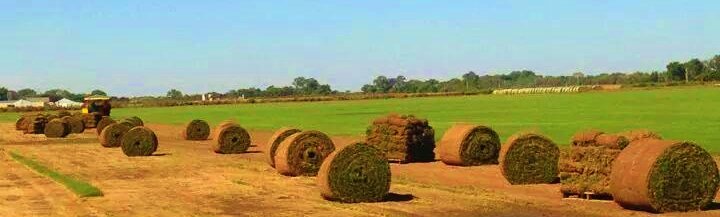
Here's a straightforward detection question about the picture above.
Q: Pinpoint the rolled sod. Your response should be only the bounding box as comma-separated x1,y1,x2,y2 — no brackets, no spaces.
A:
318,142,391,203
595,134,629,149
15,116,27,131
121,127,159,156
44,119,70,138
266,127,302,167
499,133,560,185
571,130,603,147
182,119,211,141
437,124,500,166
124,116,144,127
62,116,85,134
99,123,132,148
274,130,336,176
96,117,116,135
118,121,136,129
23,115,47,134
559,146,621,197
619,129,662,143
610,139,719,213
57,110,72,118
46,114,59,122
212,123,251,154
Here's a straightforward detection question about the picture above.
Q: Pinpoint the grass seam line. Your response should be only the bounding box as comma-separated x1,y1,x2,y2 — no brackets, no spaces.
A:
8,150,104,198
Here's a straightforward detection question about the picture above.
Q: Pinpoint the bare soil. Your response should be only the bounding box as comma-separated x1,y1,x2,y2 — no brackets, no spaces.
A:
1,123,718,217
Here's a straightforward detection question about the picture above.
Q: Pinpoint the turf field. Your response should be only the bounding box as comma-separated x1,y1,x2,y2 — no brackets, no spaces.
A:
3,86,719,152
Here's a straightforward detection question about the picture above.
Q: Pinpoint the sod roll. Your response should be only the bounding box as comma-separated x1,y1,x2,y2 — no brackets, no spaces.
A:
57,110,72,118
266,127,302,167
499,133,560,185
44,119,70,138
62,116,85,134
610,139,719,213
182,119,211,141
121,127,159,156
23,115,47,134
275,130,336,176
124,116,144,127
15,116,27,131
100,123,132,148
318,142,391,203
96,117,116,135
118,121,136,129
212,123,251,154
437,124,501,166
571,130,603,147
595,134,629,149
619,129,662,143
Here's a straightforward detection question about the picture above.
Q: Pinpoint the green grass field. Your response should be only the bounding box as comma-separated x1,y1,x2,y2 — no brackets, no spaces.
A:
2,86,719,152
9,151,104,197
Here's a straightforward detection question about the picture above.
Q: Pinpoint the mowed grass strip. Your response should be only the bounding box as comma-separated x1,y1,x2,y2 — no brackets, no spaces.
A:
8,151,103,197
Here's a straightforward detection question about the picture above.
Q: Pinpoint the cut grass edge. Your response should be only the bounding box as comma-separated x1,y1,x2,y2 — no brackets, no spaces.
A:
8,150,104,198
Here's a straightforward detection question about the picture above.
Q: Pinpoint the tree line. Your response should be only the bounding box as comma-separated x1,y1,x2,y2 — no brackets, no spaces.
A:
0,88,107,102
3,54,719,101
360,54,720,94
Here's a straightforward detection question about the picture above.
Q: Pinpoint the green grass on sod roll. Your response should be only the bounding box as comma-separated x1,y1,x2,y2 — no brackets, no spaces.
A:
9,151,103,198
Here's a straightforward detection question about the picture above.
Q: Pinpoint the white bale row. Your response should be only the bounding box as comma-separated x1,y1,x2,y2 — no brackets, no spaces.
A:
492,86,584,95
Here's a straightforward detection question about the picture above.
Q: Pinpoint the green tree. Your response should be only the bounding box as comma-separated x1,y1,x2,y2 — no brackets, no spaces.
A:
372,76,391,93
17,88,37,98
166,89,183,99
666,61,685,81
462,71,480,91
0,87,8,101
683,58,705,82
90,89,108,96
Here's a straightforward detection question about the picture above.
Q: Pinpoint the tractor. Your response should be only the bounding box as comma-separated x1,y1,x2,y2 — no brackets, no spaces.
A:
81,95,111,128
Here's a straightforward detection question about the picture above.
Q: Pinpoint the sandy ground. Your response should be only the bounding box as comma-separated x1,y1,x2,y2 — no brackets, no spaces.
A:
1,123,718,217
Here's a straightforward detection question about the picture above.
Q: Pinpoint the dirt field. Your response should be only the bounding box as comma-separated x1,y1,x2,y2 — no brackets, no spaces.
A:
1,123,718,217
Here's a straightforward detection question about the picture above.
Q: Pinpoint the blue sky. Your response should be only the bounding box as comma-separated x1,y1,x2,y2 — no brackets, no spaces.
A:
1,1,718,96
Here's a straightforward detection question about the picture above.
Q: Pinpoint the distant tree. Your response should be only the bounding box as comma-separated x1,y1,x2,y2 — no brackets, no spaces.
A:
90,89,108,96
700,55,720,81
462,71,480,91
683,58,705,82
666,62,686,82
361,84,376,93
166,89,183,99
371,76,391,93
572,72,584,85
390,75,407,92
17,88,37,98
42,89,83,101
0,87,8,101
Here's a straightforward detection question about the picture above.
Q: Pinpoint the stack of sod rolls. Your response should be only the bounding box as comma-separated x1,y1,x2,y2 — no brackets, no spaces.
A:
559,130,630,197
365,114,435,163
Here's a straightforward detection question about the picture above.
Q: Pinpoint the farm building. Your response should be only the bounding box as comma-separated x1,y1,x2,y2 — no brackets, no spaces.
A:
12,99,44,108
54,98,82,108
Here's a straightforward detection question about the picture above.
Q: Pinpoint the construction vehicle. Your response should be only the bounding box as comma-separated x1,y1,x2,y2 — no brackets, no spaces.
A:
81,95,111,128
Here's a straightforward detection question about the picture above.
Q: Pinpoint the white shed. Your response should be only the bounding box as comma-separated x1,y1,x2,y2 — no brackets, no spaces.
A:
55,98,83,108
